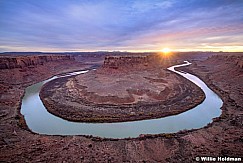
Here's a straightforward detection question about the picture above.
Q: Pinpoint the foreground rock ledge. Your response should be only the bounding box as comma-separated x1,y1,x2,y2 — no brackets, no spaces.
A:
40,55,205,123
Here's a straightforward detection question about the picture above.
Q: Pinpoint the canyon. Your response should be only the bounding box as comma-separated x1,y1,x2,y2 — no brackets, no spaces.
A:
40,54,205,123
0,52,242,162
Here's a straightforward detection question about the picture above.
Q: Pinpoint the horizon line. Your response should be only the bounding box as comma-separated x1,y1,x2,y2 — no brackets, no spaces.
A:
1,50,242,54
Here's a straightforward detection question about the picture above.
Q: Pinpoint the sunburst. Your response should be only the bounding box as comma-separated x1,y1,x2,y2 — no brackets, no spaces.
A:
161,48,171,54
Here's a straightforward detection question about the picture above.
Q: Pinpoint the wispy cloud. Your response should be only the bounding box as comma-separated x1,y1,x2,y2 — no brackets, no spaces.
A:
0,0,243,52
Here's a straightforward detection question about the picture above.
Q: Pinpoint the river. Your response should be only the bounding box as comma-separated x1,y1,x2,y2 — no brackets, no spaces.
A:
21,61,223,138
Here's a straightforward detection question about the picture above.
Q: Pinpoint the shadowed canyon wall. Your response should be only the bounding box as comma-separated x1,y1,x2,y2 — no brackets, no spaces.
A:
0,55,75,69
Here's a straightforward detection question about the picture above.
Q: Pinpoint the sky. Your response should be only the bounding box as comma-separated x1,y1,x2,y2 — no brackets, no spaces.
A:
0,0,243,52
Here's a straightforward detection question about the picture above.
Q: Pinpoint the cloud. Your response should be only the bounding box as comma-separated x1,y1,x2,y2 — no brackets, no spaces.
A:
131,0,174,13
0,0,243,52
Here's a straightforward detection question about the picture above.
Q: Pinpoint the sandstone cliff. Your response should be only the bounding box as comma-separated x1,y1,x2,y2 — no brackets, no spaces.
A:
209,54,243,69
103,56,149,69
0,55,74,69
102,54,169,70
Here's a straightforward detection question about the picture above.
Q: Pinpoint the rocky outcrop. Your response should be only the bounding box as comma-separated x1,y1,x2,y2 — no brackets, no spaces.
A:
0,55,74,69
40,56,205,123
102,56,149,69
236,59,243,68
208,54,243,69
102,54,165,69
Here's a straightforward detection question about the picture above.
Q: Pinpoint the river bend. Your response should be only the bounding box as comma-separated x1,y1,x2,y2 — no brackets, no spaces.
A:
21,61,223,138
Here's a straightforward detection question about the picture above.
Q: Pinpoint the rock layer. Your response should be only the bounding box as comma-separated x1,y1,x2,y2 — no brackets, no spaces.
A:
102,54,177,70
40,54,205,122
208,54,243,68
103,55,150,69
0,55,74,69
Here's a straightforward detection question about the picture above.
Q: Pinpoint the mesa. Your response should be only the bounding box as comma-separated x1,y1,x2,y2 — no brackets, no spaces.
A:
40,54,205,122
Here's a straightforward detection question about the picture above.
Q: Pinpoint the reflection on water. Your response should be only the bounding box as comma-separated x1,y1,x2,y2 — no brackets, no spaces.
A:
21,62,223,138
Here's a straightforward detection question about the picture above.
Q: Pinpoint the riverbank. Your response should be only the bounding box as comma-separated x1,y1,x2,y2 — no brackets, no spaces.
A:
0,52,242,162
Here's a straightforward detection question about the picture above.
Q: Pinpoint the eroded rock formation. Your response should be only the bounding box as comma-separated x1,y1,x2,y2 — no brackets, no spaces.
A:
103,55,150,69
102,54,172,71
0,54,93,106
0,55,74,69
208,54,243,69
40,54,205,122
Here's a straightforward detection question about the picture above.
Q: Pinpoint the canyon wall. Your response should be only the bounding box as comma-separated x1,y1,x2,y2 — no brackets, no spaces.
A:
0,55,75,69
103,56,149,69
209,55,243,69
102,55,162,69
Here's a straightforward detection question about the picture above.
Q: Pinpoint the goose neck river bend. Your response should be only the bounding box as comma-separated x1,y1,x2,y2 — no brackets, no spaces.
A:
21,61,223,138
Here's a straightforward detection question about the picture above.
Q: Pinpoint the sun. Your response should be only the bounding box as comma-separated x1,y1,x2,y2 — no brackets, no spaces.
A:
161,48,171,54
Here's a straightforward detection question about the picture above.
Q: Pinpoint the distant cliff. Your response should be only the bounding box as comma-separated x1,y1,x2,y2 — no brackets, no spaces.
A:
102,56,149,69
102,54,167,70
209,55,243,69
0,55,74,69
